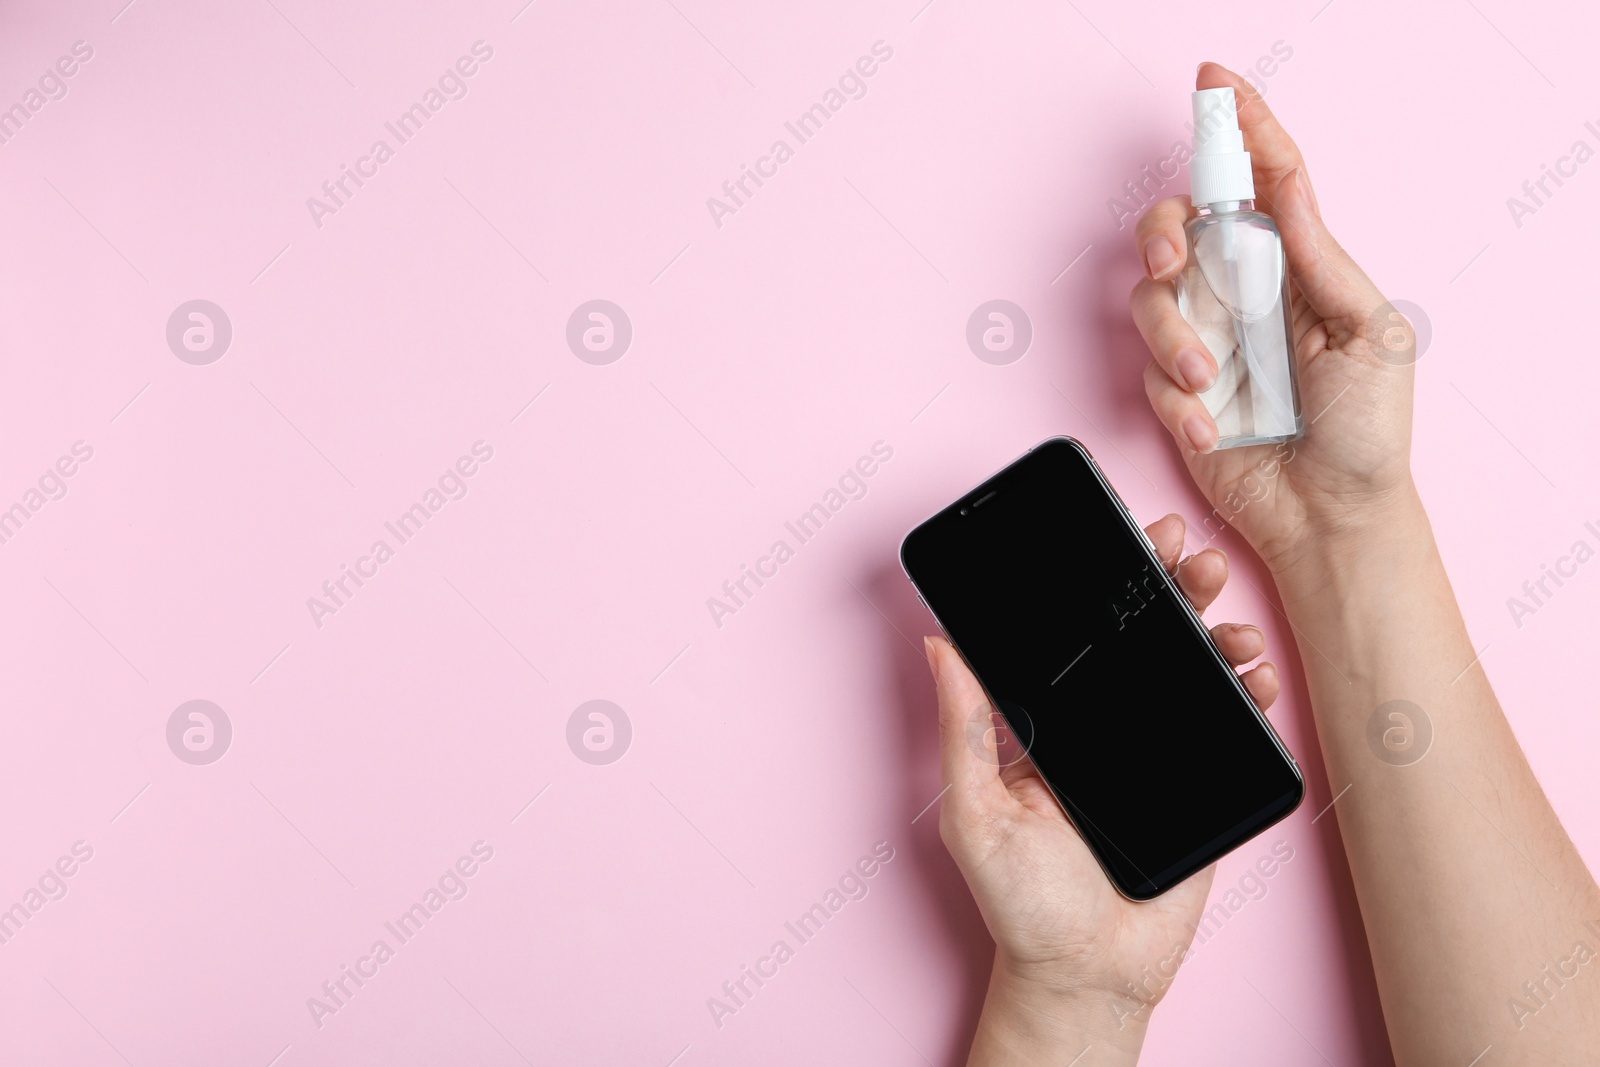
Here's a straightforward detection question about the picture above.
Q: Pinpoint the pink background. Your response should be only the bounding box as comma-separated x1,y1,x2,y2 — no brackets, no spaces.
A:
1,0,1595,1063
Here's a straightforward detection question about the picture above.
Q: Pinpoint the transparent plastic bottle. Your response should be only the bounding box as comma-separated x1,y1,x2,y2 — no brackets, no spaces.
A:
1179,89,1302,447
1178,204,1301,445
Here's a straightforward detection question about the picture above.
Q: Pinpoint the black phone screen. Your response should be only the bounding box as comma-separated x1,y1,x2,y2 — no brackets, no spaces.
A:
900,437,1302,899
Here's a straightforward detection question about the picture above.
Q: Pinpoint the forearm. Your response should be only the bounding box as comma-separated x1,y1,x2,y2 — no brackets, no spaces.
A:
966,955,1148,1067
1272,485,1600,1064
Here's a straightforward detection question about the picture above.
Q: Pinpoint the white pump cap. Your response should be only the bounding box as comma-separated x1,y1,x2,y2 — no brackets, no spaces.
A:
1189,87,1254,208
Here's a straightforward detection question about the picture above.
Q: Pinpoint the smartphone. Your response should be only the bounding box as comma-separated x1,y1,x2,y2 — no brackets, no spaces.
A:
900,437,1302,900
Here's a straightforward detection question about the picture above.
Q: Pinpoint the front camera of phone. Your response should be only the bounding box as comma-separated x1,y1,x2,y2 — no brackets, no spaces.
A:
960,507,970,516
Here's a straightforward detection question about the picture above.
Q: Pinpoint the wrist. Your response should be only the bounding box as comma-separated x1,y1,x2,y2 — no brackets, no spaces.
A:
1263,477,1432,602
966,956,1149,1067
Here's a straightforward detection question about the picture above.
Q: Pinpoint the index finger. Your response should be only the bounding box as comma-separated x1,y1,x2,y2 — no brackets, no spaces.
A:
1133,196,1195,281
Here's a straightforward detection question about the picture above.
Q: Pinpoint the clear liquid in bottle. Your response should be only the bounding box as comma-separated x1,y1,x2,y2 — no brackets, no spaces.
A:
1180,85,1303,449
1177,206,1302,447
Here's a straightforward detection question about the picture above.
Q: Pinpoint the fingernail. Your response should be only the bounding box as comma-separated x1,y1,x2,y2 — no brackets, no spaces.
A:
1143,235,1180,280
1176,348,1215,391
923,636,938,679
1183,414,1217,453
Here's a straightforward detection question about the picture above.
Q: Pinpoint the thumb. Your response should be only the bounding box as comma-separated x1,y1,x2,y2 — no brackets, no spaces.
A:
1271,166,1385,329
926,636,1003,807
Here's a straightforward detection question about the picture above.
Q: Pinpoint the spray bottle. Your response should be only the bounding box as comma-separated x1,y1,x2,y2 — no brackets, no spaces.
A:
1177,87,1303,447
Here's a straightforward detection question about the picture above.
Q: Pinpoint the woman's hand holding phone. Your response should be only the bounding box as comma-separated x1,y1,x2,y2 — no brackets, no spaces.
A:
933,513,1278,1066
